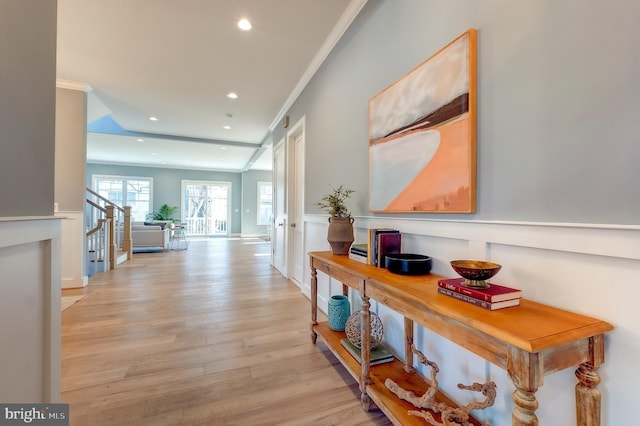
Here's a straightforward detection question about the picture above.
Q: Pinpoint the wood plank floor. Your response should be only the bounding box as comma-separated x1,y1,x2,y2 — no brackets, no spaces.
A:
61,238,392,425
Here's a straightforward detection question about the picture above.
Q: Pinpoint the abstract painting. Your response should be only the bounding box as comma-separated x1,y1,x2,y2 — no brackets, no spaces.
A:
368,29,477,213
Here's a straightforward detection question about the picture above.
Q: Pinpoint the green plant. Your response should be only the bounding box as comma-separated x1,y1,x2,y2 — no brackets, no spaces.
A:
314,185,354,218
147,204,178,221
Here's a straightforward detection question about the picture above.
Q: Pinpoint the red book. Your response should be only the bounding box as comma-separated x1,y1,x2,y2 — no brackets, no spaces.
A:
438,287,520,310
437,277,522,303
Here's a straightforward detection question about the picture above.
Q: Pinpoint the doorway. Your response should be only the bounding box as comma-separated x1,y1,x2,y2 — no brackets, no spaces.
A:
287,117,305,287
181,180,231,237
271,117,305,286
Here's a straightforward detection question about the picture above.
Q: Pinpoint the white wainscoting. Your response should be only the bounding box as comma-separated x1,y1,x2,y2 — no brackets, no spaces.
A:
303,214,639,426
0,217,62,402
56,211,87,288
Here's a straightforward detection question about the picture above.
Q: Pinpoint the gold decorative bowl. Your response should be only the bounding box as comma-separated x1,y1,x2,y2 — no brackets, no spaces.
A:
450,260,502,288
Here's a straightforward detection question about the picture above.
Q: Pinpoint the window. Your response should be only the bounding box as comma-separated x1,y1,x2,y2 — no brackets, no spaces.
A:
182,180,230,236
92,175,152,221
257,181,272,226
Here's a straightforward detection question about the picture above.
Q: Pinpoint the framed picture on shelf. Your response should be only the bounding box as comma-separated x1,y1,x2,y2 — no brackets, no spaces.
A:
368,29,477,213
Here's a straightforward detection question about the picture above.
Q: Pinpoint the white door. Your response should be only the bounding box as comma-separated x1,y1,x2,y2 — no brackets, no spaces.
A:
272,140,287,276
287,119,305,286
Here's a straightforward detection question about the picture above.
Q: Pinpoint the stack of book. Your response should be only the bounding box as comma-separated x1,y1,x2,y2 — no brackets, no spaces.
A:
349,243,368,264
367,228,401,267
437,278,522,310
340,339,394,366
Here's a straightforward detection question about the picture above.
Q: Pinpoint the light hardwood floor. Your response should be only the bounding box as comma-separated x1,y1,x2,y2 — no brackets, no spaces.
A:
62,238,392,425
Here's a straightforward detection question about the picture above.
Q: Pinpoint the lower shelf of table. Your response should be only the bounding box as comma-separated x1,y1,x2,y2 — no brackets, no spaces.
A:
313,321,481,426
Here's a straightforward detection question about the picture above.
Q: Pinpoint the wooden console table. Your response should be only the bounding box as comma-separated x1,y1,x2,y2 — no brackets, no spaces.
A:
309,251,613,426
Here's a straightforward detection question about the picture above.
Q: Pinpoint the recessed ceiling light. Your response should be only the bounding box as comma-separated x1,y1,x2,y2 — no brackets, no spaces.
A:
223,125,231,130
226,92,238,99
237,18,252,31
221,146,227,150
149,116,158,121
152,152,158,156
137,138,144,142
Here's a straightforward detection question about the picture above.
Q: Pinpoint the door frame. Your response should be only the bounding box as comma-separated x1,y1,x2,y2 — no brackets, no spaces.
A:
271,138,287,276
180,179,232,237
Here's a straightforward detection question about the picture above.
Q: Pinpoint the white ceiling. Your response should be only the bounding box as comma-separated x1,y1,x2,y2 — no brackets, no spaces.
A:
56,0,365,172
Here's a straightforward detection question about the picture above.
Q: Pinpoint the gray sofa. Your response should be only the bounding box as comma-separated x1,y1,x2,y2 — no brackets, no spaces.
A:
131,222,171,250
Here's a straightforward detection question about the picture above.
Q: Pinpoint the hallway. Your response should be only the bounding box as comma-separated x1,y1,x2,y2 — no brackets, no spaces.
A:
61,238,391,425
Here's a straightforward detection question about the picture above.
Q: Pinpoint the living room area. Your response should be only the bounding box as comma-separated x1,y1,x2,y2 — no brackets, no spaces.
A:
79,164,272,273
88,163,271,239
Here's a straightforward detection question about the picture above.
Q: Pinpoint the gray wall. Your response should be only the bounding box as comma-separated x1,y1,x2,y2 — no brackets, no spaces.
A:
86,163,261,235
0,0,57,217
55,88,87,212
280,0,640,225
242,170,272,236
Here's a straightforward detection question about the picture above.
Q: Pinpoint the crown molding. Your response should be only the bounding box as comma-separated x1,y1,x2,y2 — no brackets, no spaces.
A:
56,79,92,92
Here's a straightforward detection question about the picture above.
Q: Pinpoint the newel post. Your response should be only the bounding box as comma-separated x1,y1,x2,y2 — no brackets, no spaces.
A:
105,205,116,270
122,206,133,260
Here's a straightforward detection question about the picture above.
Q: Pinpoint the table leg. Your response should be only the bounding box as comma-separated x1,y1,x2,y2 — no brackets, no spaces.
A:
310,265,318,344
404,317,416,373
576,363,602,426
508,348,541,426
360,392,372,412
512,387,539,426
575,334,605,426
360,286,372,411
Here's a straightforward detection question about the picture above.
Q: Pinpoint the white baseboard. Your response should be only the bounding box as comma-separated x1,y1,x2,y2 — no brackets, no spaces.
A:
240,233,269,238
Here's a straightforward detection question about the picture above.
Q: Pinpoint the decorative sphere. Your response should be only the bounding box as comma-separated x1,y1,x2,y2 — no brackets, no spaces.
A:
344,310,384,348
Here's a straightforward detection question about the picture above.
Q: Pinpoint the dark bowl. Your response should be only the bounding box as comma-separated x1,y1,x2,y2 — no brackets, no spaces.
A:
385,254,432,276
450,260,501,287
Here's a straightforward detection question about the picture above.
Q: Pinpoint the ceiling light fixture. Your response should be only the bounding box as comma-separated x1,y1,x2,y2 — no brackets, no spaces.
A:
237,18,252,31
223,125,231,130
149,116,158,121
226,92,238,99
137,138,144,142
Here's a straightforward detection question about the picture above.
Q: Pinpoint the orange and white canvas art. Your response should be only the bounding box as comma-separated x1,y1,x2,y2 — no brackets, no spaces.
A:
368,29,477,213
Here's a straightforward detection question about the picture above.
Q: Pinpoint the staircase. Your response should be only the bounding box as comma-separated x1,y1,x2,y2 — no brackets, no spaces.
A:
86,188,132,276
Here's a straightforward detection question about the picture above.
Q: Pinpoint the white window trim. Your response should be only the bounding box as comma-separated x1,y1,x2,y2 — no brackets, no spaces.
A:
91,174,154,221
257,181,272,226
